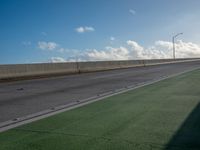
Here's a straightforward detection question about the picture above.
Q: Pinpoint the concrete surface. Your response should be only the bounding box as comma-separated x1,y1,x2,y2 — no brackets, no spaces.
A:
0,60,200,124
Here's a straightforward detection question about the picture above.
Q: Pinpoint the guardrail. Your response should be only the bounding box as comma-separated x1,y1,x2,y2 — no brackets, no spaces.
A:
0,58,199,80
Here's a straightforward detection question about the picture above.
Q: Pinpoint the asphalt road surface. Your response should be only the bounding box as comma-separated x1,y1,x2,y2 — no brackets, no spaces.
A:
0,60,200,123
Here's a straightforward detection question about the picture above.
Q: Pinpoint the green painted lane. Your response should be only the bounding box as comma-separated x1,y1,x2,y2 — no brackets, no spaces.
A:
1,69,200,150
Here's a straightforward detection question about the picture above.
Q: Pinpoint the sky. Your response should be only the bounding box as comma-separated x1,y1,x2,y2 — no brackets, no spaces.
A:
1,0,200,64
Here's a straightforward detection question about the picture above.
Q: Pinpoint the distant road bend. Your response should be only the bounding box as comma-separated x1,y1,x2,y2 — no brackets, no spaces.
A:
0,60,200,124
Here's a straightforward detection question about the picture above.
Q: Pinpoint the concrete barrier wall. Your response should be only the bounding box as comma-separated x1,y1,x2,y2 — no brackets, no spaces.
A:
0,62,78,79
78,60,145,72
0,58,199,80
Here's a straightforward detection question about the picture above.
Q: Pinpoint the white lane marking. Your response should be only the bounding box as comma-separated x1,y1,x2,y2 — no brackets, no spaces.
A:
91,71,132,80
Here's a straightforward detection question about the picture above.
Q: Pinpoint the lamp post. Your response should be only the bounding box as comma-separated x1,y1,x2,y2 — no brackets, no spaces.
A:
75,54,80,74
172,33,183,59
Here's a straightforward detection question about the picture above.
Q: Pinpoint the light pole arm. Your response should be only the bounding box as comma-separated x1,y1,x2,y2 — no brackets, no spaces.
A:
173,33,183,39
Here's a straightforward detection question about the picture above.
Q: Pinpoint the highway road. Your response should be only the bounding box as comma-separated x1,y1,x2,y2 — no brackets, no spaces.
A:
0,60,200,124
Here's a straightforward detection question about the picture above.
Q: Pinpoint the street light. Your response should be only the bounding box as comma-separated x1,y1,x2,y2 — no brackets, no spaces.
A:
75,53,81,74
172,33,183,59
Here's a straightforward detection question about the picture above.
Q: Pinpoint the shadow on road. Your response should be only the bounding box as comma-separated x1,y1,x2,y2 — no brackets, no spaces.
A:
165,103,200,150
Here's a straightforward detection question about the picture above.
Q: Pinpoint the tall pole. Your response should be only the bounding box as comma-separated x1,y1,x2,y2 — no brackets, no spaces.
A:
75,54,80,74
172,37,175,59
172,33,183,59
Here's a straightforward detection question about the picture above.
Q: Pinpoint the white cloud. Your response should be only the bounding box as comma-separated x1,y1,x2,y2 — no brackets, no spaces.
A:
76,27,85,33
129,9,136,15
49,57,66,63
155,40,172,48
40,40,200,62
75,26,95,33
85,26,95,32
38,41,58,50
80,40,200,61
84,46,130,61
110,36,115,41
156,40,200,58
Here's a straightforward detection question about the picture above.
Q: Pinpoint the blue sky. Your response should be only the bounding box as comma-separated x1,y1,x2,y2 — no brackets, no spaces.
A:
1,0,200,64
